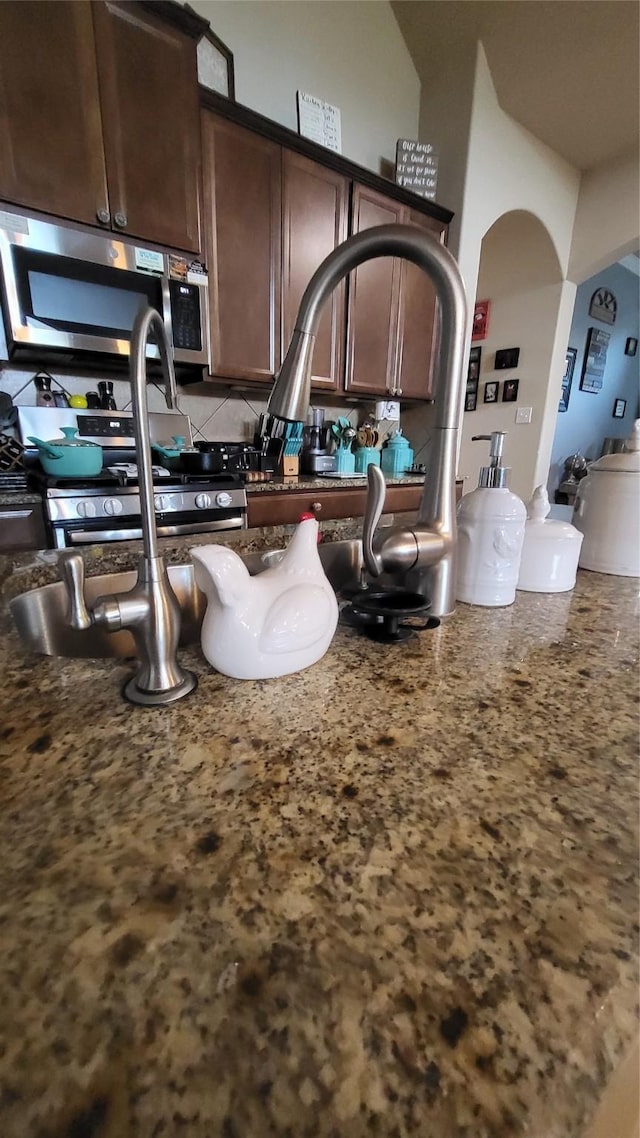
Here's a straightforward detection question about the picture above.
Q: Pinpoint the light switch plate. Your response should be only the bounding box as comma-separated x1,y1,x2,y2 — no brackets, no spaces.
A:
515,406,532,424
375,400,400,421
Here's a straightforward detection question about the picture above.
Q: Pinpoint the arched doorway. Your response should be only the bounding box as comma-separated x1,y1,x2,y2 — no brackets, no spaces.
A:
458,210,567,502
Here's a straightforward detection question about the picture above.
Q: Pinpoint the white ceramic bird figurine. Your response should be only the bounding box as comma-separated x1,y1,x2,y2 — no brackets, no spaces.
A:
190,518,339,679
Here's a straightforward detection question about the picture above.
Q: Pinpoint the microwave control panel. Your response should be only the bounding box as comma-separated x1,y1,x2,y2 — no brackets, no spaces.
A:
169,280,202,352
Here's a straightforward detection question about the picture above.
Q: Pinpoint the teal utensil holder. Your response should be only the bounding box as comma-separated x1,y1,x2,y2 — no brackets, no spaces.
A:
354,447,380,474
335,445,355,474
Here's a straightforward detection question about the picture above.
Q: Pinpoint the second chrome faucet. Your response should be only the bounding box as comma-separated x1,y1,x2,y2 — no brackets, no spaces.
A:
60,307,197,706
268,223,468,617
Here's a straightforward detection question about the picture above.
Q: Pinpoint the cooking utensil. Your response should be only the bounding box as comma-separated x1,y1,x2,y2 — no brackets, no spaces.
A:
33,372,55,407
27,427,103,477
152,437,229,475
98,381,117,410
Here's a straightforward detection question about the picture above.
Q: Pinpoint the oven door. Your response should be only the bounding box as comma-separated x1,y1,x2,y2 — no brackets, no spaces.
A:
0,210,172,359
51,512,245,549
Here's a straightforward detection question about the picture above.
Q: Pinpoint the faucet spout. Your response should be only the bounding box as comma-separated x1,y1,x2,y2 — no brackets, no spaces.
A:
130,306,178,561
59,306,197,705
268,224,468,616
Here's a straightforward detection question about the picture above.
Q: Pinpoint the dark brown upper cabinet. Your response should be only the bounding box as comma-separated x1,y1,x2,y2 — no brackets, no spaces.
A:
202,112,349,389
345,189,445,402
395,209,446,401
92,2,201,253
281,152,349,392
344,184,405,398
202,114,282,384
0,2,108,228
198,97,451,402
0,0,202,253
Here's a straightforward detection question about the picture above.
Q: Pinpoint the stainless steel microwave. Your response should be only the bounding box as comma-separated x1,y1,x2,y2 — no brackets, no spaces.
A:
0,205,210,371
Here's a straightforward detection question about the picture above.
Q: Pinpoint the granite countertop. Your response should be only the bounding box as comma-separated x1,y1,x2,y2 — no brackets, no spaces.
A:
245,473,425,493
0,489,42,505
0,530,638,1138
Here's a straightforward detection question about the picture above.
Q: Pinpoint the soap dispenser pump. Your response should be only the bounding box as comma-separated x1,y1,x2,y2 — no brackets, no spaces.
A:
456,431,527,607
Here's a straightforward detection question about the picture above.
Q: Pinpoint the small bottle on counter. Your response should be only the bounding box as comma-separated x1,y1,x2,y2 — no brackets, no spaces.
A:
456,431,526,607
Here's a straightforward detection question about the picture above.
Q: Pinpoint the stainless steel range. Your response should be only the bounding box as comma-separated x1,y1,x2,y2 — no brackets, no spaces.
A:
18,407,247,548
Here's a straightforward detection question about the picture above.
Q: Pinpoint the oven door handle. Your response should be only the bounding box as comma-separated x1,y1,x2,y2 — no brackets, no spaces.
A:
67,516,245,544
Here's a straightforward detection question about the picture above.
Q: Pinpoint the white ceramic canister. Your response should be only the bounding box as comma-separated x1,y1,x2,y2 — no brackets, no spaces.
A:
456,432,527,607
517,485,583,592
572,419,640,577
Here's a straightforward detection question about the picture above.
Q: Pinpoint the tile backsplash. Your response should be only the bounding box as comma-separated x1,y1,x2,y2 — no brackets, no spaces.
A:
0,362,434,460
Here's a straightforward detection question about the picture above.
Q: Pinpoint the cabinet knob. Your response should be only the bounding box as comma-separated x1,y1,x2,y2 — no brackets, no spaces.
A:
113,211,128,229
311,501,323,514
96,207,111,224
396,387,403,397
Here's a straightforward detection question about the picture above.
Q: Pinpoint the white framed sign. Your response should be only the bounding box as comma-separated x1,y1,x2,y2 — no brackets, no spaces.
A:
297,91,342,154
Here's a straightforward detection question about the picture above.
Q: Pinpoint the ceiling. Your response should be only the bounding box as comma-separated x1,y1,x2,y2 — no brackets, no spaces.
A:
392,1,640,172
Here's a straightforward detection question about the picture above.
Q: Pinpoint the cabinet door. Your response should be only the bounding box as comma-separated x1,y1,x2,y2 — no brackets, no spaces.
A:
0,1,109,226
344,184,404,397
282,151,348,391
92,1,201,253
395,210,447,401
202,113,282,384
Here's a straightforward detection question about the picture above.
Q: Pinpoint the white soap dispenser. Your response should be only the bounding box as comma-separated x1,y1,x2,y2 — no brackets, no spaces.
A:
456,431,527,607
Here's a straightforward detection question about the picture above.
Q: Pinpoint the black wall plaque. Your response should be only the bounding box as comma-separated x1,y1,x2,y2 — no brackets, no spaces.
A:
395,139,439,200
494,348,520,370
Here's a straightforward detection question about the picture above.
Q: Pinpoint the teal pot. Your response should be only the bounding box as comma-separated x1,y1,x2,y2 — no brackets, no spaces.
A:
27,427,103,478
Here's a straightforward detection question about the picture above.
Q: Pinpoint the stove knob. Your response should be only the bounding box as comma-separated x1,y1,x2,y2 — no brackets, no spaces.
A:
154,494,168,512
76,499,97,518
103,497,123,517
195,492,212,510
215,492,233,508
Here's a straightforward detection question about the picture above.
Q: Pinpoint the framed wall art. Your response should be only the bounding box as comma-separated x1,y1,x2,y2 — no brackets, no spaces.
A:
472,299,490,342
625,337,638,357
613,398,627,419
579,327,610,393
502,378,519,402
495,347,520,370
192,17,236,99
559,347,577,412
484,381,498,404
589,287,617,325
465,345,482,411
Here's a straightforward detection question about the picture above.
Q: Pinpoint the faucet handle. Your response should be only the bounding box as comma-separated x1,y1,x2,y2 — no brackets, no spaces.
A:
362,463,386,577
59,551,92,630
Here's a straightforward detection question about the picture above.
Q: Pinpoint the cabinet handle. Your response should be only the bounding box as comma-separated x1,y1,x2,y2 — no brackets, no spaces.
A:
113,211,128,229
311,501,323,514
389,384,396,396
96,207,111,224
396,387,403,397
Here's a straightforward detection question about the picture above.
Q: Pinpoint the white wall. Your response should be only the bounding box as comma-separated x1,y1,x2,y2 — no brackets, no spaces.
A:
189,0,420,175
446,45,581,498
457,210,571,500
415,43,477,254
568,150,640,284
